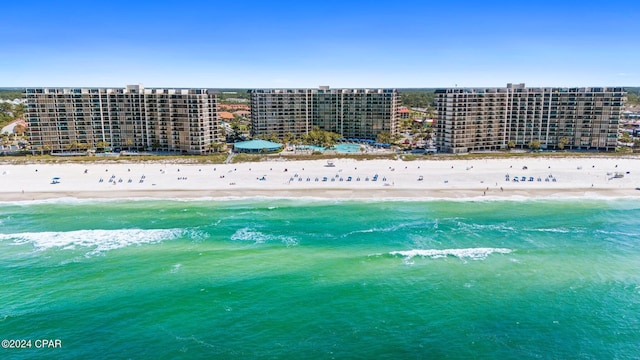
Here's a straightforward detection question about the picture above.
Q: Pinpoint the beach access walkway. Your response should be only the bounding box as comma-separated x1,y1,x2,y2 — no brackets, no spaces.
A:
224,152,235,164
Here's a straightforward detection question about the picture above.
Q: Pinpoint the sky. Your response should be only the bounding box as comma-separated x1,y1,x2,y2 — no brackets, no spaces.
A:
2,0,639,88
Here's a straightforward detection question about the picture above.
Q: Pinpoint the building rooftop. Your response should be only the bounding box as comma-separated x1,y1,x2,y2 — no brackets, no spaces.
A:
219,111,235,120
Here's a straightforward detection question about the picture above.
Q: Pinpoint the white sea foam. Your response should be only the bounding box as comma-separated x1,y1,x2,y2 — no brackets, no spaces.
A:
170,263,182,273
0,197,102,206
342,220,426,238
0,228,188,255
455,221,517,233
594,229,639,237
230,227,298,246
526,227,575,234
390,247,513,261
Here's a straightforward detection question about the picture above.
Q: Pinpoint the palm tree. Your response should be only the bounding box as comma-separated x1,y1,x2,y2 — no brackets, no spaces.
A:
283,132,295,145
209,141,226,153
66,141,80,151
376,131,392,144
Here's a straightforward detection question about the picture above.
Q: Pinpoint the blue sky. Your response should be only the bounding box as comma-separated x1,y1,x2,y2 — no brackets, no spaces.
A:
2,0,638,88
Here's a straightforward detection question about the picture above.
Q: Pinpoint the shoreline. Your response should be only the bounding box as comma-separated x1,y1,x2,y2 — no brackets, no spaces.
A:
1,188,638,202
1,156,639,202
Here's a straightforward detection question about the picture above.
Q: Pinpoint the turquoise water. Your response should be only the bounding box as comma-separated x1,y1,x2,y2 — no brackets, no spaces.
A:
1,198,639,359
297,144,362,153
297,145,327,152
332,144,362,153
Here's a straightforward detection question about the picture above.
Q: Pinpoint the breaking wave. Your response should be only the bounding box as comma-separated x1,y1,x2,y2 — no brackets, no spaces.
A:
0,228,194,255
389,247,513,261
230,227,298,246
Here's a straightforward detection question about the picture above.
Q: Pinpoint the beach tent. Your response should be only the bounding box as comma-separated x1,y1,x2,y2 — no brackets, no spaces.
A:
233,140,282,153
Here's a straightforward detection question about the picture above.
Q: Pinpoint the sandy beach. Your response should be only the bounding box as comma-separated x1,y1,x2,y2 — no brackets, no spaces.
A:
1,156,639,201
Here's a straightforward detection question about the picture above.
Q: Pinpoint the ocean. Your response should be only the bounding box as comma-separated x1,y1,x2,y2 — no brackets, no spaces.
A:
0,198,639,359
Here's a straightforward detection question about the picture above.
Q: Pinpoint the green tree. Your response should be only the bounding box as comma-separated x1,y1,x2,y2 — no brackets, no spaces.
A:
0,90,23,100
399,118,413,132
267,132,279,143
42,142,53,155
13,104,25,119
620,132,632,143
399,91,436,108
66,141,83,151
1,132,10,146
376,131,392,144
209,141,226,153
96,141,111,151
303,127,340,147
507,140,515,149
0,102,26,130
0,102,12,114
528,140,541,151
282,132,296,145
423,127,433,141
557,137,569,150
426,106,436,119
0,103,14,128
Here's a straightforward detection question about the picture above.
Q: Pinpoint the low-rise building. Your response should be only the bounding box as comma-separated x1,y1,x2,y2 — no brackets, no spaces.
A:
398,106,410,119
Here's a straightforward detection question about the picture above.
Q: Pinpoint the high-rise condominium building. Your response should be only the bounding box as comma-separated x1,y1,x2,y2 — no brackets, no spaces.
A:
249,87,399,140
435,83,625,153
26,85,220,155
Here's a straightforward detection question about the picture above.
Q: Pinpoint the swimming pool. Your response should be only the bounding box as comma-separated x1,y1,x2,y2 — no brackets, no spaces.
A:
333,144,362,153
296,145,326,152
297,143,364,153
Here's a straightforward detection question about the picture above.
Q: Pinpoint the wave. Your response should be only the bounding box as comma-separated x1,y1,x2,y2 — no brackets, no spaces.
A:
0,228,195,255
524,227,576,234
341,220,427,238
454,221,517,233
594,229,640,238
389,247,513,261
2,196,637,210
230,227,298,246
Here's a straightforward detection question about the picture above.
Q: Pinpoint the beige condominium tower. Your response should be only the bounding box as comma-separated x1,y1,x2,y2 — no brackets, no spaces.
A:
26,85,221,155
249,86,399,140
435,83,625,153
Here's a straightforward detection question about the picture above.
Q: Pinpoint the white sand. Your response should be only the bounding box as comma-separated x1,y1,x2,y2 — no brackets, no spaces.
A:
1,157,639,201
